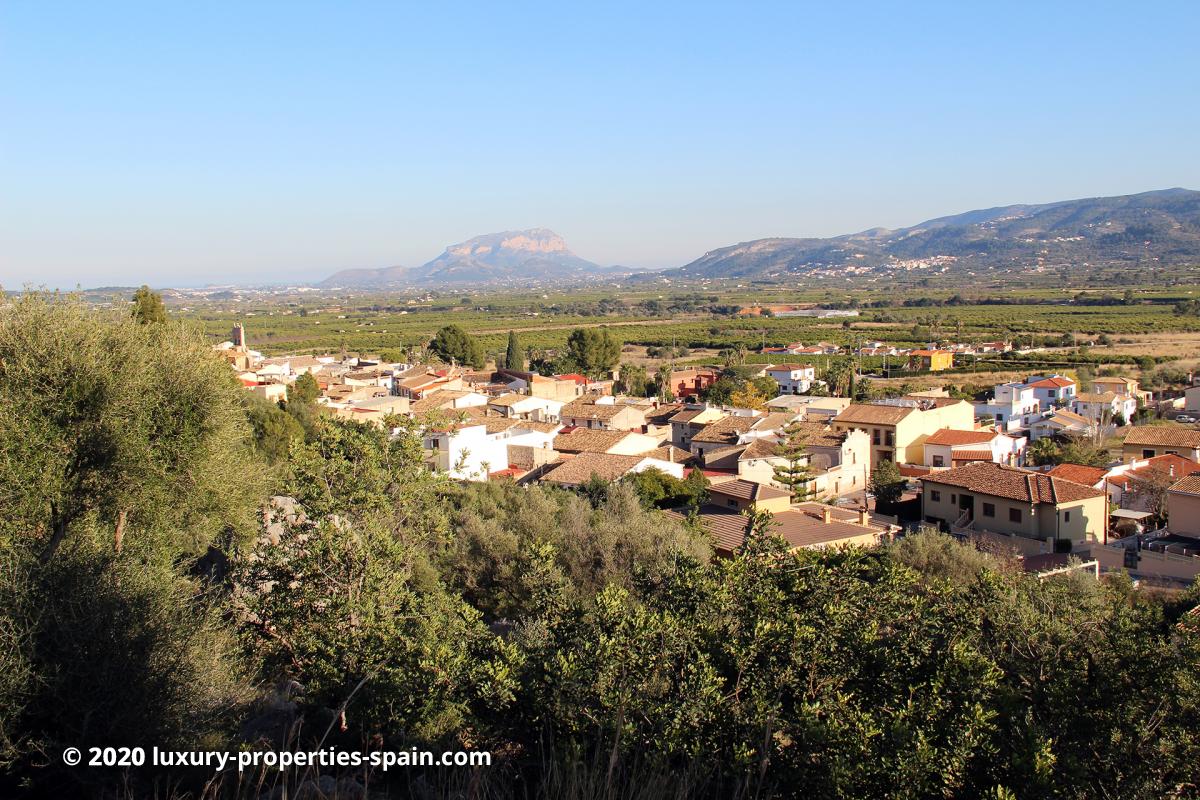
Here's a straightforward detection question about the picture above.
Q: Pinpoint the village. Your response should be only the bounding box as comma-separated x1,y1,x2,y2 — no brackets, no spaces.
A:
219,321,1200,588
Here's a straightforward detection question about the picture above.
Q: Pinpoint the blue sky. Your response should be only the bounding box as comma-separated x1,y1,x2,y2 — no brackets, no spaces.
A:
2,1,1198,288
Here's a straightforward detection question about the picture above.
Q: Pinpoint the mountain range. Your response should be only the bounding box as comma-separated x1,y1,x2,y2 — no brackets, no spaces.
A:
319,228,624,289
667,188,1200,281
317,189,1200,289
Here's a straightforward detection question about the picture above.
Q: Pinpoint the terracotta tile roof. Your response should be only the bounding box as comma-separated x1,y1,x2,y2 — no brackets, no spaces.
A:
646,445,690,463
667,502,882,554
1046,409,1092,426
513,420,561,434
925,428,998,446
1111,454,1200,490
664,506,750,552
1168,475,1200,496
692,415,759,445
949,449,995,463
553,429,636,454
834,403,915,426
738,438,784,460
488,392,528,407
482,418,523,434
921,462,1104,504
709,479,791,502
669,407,712,424
540,452,644,486
766,364,814,372
409,390,471,413
1123,426,1200,449
1046,463,1108,486
780,420,847,449
644,403,685,425
1028,376,1075,389
1075,391,1121,403
753,412,798,431
560,398,641,422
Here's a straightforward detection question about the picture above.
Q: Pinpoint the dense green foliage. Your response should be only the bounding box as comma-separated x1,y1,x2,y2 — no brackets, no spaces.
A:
2,296,1199,799
130,284,168,324
503,329,525,370
430,323,486,368
565,327,621,377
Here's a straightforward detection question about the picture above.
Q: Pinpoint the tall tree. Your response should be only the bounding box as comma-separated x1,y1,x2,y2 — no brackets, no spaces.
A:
617,363,649,396
503,330,525,371
730,382,769,411
565,327,621,378
772,420,815,501
290,371,320,406
429,324,485,369
130,285,167,324
869,458,906,511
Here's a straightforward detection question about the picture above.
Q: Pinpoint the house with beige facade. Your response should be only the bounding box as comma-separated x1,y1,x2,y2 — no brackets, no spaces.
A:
832,398,974,468
559,395,647,431
1122,427,1200,462
920,462,1107,549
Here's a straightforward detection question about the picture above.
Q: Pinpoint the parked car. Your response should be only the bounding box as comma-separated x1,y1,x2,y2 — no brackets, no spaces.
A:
1176,415,1196,424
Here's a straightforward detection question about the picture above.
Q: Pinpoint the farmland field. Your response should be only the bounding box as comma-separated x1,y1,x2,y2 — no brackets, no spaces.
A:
173,284,1200,375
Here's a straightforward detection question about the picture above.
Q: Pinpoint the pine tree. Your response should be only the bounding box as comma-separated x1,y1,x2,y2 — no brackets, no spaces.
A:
772,420,815,502
130,285,167,324
504,330,524,371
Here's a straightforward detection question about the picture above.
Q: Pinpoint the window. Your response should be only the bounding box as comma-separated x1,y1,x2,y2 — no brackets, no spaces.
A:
727,498,737,508
1009,508,1022,523
1064,510,1071,522
932,455,945,467
1143,449,1155,459
885,431,894,447
872,429,881,445
930,490,941,502
951,494,957,504
982,502,995,517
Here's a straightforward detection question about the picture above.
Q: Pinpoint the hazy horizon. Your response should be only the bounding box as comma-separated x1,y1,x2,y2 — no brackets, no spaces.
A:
3,1,1199,289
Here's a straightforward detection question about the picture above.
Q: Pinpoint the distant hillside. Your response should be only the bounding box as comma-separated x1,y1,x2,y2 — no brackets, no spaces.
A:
317,264,412,289
319,228,621,288
666,188,1200,281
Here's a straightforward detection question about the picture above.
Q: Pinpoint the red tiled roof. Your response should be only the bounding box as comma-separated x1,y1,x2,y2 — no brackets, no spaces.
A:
1123,426,1200,449
1028,376,1074,389
920,462,1104,504
1111,454,1200,490
950,449,995,463
709,479,791,502
1046,463,1108,486
925,428,998,446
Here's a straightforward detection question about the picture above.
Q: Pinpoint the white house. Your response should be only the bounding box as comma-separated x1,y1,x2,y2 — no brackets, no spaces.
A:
1025,375,1077,407
424,422,511,481
1028,409,1096,441
766,364,816,395
1072,391,1137,424
975,381,1040,432
922,428,1025,469
487,392,565,422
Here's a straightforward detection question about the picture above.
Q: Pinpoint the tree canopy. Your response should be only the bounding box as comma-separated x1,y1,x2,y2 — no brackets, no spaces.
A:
130,285,167,324
430,324,485,369
565,327,621,377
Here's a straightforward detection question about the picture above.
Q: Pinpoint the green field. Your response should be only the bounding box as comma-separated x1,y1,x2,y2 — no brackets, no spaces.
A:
176,284,1200,365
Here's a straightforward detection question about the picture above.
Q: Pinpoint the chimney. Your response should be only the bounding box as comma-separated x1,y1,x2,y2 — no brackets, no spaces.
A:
1170,464,1175,478
858,508,870,526
822,506,833,524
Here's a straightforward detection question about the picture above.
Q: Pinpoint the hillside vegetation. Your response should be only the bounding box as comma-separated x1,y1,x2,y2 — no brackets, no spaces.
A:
0,294,1198,799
